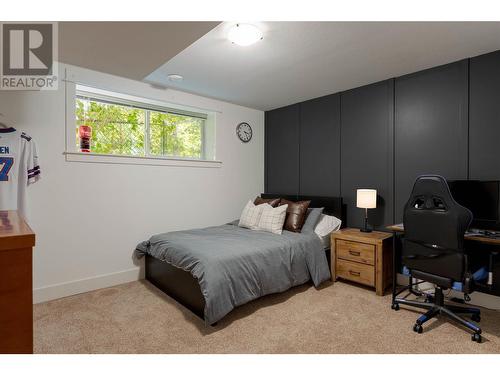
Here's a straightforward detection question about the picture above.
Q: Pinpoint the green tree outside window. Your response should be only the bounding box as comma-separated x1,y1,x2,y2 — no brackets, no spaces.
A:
76,97,204,159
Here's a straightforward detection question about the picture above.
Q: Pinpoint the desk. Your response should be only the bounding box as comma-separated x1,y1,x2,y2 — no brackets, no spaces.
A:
387,224,500,246
0,211,35,354
387,223,500,298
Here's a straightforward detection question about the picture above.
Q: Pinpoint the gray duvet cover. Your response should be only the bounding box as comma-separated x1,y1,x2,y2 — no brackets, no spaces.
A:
135,222,330,325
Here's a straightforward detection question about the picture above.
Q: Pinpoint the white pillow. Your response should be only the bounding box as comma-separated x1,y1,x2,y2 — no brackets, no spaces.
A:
314,214,342,236
314,214,342,246
239,200,269,230
257,204,288,234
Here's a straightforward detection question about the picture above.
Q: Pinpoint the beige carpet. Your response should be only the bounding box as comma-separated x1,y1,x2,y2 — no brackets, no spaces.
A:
34,280,500,353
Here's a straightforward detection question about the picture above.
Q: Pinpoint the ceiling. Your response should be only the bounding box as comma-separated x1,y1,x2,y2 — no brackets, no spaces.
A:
59,22,220,80
145,22,500,110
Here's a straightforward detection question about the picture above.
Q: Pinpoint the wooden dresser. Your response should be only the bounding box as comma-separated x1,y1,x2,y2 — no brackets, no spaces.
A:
0,210,35,354
331,228,392,296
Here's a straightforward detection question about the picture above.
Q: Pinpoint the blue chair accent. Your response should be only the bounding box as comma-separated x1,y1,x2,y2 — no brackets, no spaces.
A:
402,266,488,292
452,267,488,292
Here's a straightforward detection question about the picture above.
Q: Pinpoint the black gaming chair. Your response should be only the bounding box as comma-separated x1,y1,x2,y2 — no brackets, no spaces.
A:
392,175,487,343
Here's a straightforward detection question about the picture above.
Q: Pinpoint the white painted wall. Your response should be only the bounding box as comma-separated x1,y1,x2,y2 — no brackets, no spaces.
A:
0,64,264,303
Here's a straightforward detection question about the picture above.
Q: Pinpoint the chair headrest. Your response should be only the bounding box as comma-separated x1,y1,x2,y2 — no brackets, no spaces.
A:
407,175,456,211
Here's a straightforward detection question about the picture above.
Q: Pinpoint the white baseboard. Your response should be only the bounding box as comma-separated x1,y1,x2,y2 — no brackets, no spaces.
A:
33,267,144,304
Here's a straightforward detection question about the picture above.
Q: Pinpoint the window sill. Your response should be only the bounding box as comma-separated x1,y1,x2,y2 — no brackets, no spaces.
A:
63,152,222,168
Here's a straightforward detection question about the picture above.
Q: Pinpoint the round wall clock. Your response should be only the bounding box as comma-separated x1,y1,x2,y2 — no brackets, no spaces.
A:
236,122,252,143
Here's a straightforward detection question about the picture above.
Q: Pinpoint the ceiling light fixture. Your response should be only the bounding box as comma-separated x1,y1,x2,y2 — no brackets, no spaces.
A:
167,74,183,82
227,24,263,46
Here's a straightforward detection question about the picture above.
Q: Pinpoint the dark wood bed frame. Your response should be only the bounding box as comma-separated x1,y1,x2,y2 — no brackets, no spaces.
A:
145,194,346,322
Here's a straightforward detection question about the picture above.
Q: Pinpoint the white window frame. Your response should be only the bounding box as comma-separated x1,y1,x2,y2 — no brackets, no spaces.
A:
64,84,221,168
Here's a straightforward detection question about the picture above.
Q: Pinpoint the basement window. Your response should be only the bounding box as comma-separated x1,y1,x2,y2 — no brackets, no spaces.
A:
65,85,219,167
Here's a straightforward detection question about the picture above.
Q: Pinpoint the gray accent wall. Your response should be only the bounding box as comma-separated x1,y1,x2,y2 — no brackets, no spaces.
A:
299,94,341,196
265,104,300,195
394,60,469,221
341,80,394,228
265,50,500,229
469,50,500,180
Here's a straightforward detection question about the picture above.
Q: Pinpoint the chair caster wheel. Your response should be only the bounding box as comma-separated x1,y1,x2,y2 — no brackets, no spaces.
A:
413,323,423,334
471,314,481,323
391,303,399,311
472,333,482,343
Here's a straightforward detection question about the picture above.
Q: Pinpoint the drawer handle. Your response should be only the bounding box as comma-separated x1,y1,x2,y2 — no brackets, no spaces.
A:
349,270,361,276
348,250,361,256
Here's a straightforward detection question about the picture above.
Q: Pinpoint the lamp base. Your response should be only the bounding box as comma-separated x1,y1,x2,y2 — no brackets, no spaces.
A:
361,209,373,232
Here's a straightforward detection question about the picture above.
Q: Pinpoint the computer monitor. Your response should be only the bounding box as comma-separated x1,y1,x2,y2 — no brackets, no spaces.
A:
448,180,500,230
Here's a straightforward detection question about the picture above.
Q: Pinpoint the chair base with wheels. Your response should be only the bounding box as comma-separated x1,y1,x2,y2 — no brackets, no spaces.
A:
392,279,482,342
392,266,486,342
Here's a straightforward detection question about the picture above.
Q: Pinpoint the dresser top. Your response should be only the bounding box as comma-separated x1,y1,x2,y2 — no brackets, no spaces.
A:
332,227,392,244
0,210,35,251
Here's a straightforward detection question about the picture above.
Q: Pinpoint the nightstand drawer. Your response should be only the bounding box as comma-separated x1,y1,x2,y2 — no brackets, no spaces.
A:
336,239,375,265
336,259,375,287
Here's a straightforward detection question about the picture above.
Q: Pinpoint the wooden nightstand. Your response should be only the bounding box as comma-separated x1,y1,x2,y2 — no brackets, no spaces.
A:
331,228,393,296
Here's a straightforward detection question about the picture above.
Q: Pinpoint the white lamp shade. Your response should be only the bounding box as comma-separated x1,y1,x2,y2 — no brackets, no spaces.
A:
356,189,377,209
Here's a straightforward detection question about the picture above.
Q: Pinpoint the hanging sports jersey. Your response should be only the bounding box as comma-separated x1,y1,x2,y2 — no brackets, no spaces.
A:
0,127,41,217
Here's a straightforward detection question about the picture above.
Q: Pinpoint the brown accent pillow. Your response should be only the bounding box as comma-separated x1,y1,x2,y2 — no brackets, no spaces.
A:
254,196,281,208
280,199,311,232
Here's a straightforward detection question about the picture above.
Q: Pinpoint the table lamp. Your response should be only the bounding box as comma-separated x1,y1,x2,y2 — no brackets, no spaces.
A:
356,189,377,233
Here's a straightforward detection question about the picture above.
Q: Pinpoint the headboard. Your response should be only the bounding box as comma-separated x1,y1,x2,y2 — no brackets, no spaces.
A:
260,194,346,227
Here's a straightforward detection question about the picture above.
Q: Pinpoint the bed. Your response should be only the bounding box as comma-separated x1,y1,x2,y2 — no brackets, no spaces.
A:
136,194,345,325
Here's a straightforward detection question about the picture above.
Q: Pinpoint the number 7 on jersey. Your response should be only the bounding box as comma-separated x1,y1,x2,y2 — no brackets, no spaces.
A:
0,157,14,181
